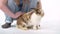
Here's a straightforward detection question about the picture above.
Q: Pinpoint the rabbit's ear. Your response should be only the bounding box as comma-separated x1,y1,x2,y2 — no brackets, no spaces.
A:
36,0,42,9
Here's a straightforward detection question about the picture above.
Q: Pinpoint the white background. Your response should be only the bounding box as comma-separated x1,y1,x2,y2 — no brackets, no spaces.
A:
0,0,60,34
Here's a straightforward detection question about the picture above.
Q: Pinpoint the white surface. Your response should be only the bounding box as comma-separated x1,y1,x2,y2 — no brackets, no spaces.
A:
0,0,60,34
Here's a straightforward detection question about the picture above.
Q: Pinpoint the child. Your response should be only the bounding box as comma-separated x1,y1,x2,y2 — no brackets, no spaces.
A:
0,0,24,28
0,0,42,28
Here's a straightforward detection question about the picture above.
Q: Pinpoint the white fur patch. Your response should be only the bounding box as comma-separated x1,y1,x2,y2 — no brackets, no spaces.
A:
28,13,42,26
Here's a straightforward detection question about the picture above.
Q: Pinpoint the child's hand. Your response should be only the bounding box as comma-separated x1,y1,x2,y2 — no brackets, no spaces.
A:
15,12,24,18
14,12,25,18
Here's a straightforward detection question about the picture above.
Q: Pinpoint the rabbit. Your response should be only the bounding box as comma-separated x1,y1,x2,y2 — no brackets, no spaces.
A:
17,8,44,30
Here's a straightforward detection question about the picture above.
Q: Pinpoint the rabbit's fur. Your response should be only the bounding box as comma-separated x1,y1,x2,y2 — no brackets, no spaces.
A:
17,8,44,30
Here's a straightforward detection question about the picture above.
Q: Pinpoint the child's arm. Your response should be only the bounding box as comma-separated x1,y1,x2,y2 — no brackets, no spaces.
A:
0,0,23,18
